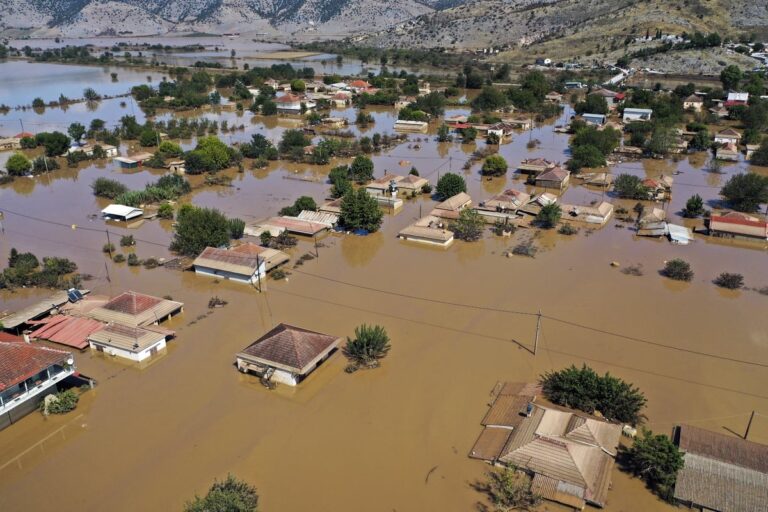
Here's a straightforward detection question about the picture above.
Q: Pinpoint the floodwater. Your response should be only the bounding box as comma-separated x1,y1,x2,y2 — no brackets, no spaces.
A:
1,76,768,512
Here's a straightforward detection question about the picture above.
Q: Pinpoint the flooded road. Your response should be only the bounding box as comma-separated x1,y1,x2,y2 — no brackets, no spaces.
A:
0,87,767,511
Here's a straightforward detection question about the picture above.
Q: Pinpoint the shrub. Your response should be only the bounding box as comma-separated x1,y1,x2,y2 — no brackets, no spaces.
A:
127,253,140,266
6,153,32,176
143,258,159,269
184,474,258,512
536,203,562,229
421,183,432,194
450,209,484,241
40,389,79,415
511,242,538,257
158,203,174,219
479,468,540,512
567,144,605,172
481,154,508,177
112,254,125,263
541,364,647,424
557,223,578,235
662,259,693,282
120,235,135,247
436,172,467,199
713,272,744,289
614,174,650,199
102,243,115,254
343,324,391,370
681,194,705,218
279,196,317,217
228,218,245,239
623,429,684,501
92,177,128,199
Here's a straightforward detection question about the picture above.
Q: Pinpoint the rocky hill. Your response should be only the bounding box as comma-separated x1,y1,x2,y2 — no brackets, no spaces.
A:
0,0,452,37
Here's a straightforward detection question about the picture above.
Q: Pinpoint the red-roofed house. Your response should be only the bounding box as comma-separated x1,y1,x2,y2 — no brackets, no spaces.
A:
0,342,75,429
275,93,316,114
348,80,373,93
708,211,768,240
236,324,342,386
30,315,105,350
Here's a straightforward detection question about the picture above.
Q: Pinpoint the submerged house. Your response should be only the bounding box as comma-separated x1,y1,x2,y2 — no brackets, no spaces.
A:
714,128,742,145
0,342,76,430
398,215,454,247
475,189,531,222
431,192,472,220
518,158,557,176
707,211,768,240
193,244,289,283
716,142,739,161
88,323,172,362
102,204,143,222
88,291,184,328
235,324,341,386
535,167,570,191
562,201,614,225
673,424,768,511
394,120,429,132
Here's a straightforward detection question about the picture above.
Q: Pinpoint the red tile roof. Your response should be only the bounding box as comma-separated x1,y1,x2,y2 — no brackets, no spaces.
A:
0,342,71,392
230,243,267,256
276,93,301,103
711,212,768,228
349,80,372,88
102,291,162,316
0,332,23,343
239,324,340,373
30,315,105,350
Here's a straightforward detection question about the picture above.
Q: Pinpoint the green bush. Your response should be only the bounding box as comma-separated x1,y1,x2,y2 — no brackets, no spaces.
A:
713,272,744,289
481,154,508,177
623,429,684,501
127,253,140,266
662,259,693,282
6,153,32,176
170,205,233,256
343,324,391,370
541,364,647,424
184,474,259,512
681,194,705,218
120,235,135,247
112,254,125,263
536,203,562,229
339,189,383,232
451,209,484,241
158,203,174,219
436,172,466,199
41,389,80,414
92,177,129,199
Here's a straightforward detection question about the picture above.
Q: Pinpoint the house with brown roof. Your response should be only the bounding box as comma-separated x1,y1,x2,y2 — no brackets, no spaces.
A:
235,324,341,386
192,244,289,284
562,201,614,226
716,142,740,161
518,158,557,175
470,383,622,509
707,211,768,240
536,167,571,191
673,424,768,512
714,128,742,145
88,323,173,362
397,174,429,193
0,342,75,430
431,192,472,220
398,215,454,247
683,95,704,111
88,291,184,328
475,189,531,222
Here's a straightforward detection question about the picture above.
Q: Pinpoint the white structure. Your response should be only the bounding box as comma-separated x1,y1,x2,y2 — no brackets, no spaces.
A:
88,324,168,362
394,120,429,132
581,113,606,126
726,92,749,104
623,108,653,122
193,246,266,284
101,204,143,222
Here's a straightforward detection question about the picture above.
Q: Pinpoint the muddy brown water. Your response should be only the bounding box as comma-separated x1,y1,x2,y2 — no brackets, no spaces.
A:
0,97,767,511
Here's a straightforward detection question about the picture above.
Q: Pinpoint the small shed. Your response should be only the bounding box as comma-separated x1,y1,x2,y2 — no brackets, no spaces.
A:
622,108,653,122
236,324,341,386
582,113,606,126
102,204,143,222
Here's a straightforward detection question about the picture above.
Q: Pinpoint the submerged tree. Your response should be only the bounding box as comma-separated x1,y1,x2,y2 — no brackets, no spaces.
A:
451,208,484,241
184,474,259,512
623,429,684,502
479,467,540,512
343,324,391,371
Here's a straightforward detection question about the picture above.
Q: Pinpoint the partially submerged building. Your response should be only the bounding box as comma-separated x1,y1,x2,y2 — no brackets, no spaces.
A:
561,202,614,226
431,192,472,220
518,158,557,176
88,291,184,328
235,324,341,386
470,383,622,509
398,215,454,247
0,342,76,430
193,244,289,283
475,189,531,223
102,204,143,222
535,167,570,191
707,211,768,240
394,120,429,133
673,424,768,512
88,323,172,362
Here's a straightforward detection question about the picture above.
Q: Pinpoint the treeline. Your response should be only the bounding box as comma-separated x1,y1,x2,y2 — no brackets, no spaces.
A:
293,41,477,69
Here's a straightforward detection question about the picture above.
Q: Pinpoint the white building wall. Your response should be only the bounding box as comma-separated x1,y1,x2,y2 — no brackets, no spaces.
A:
194,265,264,284
90,338,166,362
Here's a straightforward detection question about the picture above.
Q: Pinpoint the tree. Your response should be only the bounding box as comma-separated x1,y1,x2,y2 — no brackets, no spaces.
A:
451,209,484,241
662,259,694,282
572,126,620,155
278,129,310,155
714,272,744,289
83,87,101,101
480,468,540,512
437,123,451,142
6,153,32,176
157,141,183,158
682,194,705,218
184,474,259,512
240,134,276,159
471,86,508,111
486,132,500,145
536,203,562,229
261,100,277,115
647,126,676,155
290,79,306,92
623,430,684,501
567,144,605,172
436,172,466,199
35,131,71,157
67,122,85,143
170,205,233,256
614,174,650,199
481,154,508,177
575,94,609,115
32,97,45,108
339,189,383,232
541,364,647,424
279,196,317,216
742,101,768,131
749,138,768,165
139,129,159,147
343,324,391,370
92,177,128,198
349,155,374,184
185,136,233,174
720,65,743,91
720,173,768,212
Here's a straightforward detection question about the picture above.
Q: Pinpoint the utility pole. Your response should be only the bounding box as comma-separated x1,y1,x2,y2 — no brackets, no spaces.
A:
534,309,542,356
19,119,25,135
105,230,113,259
745,410,755,440
255,254,262,293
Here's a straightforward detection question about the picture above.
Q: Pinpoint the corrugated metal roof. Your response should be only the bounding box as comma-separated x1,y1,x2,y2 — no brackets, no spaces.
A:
482,394,530,427
31,315,106,350
193,247,260,277
0,290,73,329
678,424,768,473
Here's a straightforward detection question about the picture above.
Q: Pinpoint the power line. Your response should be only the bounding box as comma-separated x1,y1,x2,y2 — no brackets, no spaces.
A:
289,268,768,370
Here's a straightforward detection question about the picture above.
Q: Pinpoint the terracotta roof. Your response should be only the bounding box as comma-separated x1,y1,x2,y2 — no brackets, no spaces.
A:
31,315,106,350
276,93,301,103
684,94,703,103
711,212,768,229
88,323,167,352
537,167,570,182
349,80,372,88
435,192,472,211
0,332,23,343
237,324,341,374
717,128,742,138
677,424,768,473
88,291,183,328
193,247,260,277
0,342,71,392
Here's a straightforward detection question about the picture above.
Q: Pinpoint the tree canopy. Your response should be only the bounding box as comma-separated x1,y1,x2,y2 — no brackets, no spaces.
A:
170,205,239,256
436,172,467,200
481,154,508,177
339,188,383,232
720,173,768,212
184,474,259,512
623,430,684,502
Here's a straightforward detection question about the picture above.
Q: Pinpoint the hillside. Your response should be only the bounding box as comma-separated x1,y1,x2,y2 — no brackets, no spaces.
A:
361,0,768,51
0,0,448,37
